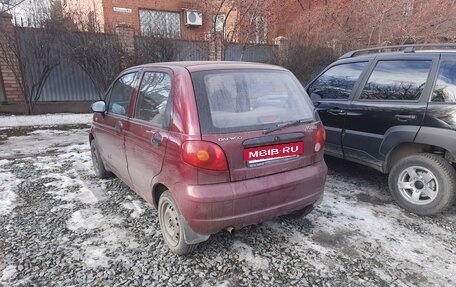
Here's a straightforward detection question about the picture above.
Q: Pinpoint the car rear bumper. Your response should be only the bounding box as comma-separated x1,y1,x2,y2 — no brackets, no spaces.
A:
174,160,327,235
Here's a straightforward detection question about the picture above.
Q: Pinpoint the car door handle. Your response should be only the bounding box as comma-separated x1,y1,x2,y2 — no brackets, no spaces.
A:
115,121,123,133
327,108,345,115
150,132,163,147
395,114,416,122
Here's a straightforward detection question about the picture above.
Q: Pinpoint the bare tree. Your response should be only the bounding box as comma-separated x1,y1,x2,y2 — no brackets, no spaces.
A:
0,26,60,113
0,0,118,112
39,1,120,96
394,0,456,44
6,0,54,28
288,0,456,52
285,44,336,85
62,32,122,97
59,1,102,33
198,0,281,60
0,0,27,13
134,36,177,64
0,1,79,113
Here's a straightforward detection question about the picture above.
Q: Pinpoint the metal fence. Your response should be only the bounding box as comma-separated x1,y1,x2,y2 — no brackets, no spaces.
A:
13,28,277,103
225,44,278,64
135,37,209,63
15,28,101,102
172,39,210,61
39,61,100,102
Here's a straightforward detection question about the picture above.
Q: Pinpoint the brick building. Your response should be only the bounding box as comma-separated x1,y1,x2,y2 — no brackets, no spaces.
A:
64,0,221,40
63,0,303,42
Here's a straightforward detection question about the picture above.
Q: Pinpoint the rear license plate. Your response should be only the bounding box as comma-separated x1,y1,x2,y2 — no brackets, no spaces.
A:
244,142,304,162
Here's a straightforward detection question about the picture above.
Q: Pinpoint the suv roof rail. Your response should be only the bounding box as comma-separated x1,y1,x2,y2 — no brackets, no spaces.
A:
339,43,456,59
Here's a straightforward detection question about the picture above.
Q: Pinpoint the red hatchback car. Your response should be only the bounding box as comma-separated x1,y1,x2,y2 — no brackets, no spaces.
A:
90,61,327,254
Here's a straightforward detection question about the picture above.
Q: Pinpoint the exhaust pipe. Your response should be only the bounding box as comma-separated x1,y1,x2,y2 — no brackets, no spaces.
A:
226,226,235,234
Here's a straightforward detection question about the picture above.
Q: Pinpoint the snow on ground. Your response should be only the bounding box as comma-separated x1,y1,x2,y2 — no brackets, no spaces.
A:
1,126,142,274
81,246,110,268
0,128,90,159
67,208,139,268
266,180,456,283
1,265,17,282
122,198,145,218
231,240,269,270
44,173,106,205
0,160,22,216
0,113,92,128
67,208,117,231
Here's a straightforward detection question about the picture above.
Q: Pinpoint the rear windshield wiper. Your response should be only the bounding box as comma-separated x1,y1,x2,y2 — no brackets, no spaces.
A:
263,119,309,135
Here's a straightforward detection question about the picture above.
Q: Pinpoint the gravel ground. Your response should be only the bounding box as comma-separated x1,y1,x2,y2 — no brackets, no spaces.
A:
1,126,455,287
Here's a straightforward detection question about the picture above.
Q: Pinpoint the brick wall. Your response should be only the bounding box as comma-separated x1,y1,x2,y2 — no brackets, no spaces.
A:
101,0,208,40
64,0,299,43
0,13,25,104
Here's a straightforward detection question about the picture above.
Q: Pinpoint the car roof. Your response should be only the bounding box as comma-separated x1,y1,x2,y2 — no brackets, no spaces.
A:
338,43,456,61
125,61,287,73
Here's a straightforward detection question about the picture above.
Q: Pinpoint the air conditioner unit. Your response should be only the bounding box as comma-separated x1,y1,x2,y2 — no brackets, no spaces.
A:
184,10,202,26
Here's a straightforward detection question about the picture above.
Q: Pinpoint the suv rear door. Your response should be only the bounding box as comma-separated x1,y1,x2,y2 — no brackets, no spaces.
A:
306,61,369,157
342,55,438,169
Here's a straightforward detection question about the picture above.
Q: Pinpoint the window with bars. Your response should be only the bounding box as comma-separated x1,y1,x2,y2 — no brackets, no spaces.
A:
214,14,225,33
139,9,181,38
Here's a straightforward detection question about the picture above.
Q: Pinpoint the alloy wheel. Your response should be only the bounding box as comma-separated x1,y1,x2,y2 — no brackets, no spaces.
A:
397,166,438,205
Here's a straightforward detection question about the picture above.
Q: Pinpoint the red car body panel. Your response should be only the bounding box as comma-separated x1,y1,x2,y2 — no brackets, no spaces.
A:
93,112,133,187
174,161,326,234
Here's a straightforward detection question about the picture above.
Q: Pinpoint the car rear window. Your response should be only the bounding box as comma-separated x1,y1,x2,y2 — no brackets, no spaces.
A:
191,70,314,134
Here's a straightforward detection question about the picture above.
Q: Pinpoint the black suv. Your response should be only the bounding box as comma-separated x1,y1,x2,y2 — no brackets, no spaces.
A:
306,44,456,215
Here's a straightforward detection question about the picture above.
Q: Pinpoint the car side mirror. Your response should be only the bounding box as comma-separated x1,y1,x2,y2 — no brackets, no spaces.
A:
91,101,106,113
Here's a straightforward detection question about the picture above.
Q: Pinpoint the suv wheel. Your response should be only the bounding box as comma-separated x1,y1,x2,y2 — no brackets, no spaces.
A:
388,153,456,215
158,191,198,255
90,141,112,179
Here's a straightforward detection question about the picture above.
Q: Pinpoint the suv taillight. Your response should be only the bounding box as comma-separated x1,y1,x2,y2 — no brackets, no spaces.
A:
182,141,229,171
315,123,326,152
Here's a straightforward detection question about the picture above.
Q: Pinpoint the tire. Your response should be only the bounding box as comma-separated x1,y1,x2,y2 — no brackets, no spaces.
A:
286,205,315,219
388,153,456,215
158,191,198,255
90,140,112,179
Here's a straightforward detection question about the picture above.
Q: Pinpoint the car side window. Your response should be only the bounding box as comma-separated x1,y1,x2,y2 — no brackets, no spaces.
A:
135,72,172,127
432,61,456,103
107,73,137,116
307,62,367,100
360,60,431,101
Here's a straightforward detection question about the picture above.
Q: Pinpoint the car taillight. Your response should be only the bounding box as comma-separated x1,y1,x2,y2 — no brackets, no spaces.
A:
181,141,228,171
314,123,326,152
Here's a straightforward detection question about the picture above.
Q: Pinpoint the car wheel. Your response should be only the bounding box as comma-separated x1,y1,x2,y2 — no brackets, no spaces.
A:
158,191,198,255
388,153,456,215
286,205,315,219
90,140,111,179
